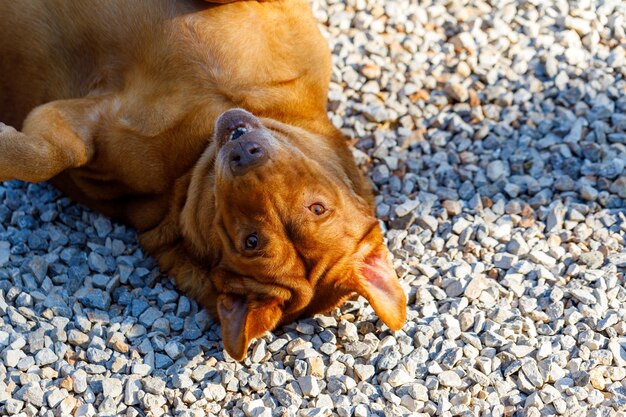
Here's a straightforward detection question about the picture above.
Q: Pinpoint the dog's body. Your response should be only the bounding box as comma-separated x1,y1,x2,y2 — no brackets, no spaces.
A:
0,0,406,359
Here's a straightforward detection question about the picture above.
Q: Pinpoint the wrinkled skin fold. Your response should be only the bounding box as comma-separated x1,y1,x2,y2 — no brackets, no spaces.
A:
0,0,407,359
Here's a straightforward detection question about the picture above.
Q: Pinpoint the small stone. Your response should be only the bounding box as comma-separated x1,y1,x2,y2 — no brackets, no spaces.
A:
143,376,166,395
438,370,462,388
361,63,381,79
522,360,544,388
5,399,24,414
88,252,108,273
442,200,462,216
132,363,152,376
204,383,227,402
74,403,96,417
570,288,596,305
28,256,49,282
580,184,598,201
172,373,193,389
578,251,604,269
107,332,129,353
19,383,44,407
59,396,78,416
124,377,142,405
298,376,320,397
493,253,518,269
164,340,185,359
445,82,469,102
417,215,438,232
93,216,113,237
0,241,10,267
354,364,375,381
338,321,359,342
388,369,412,387
546,203,565,233
75,287,111,310
59,376,73,391
139,307,163,327
507,236,530,255
68,329,90,347
354,404,368,417
34,348,58,366
249,340,267,363
395,199,419,217
102,378,123,398
464,275,487,300
307,356,325,378
284,388,309,409
589,368,605,390
486,160,507,181
529,251,556,267
72,369,88,394
155,353,173,369
47,389,66,408
4,349,25,367
450,32,477,52
243,399,266,417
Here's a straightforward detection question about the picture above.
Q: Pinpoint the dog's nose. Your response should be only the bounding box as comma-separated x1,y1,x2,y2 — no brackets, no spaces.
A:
229,139,269,176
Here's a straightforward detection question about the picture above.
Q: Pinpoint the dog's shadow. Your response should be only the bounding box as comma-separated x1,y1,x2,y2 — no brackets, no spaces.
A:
0,181,223,399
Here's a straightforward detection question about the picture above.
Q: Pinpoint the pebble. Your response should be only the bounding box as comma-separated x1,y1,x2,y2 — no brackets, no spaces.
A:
47,389,67,408
298,376,320,397
72,369,88,394
354,364,375,382
5,399,24,414
579,251,604,269
444,82,469,102
387,369,413,387
19,383,44,407
75,287,111,310
124,377,143,405
438,371,462,388
34,348,58,366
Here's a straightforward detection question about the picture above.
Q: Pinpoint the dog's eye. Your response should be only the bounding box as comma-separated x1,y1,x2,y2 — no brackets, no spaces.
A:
309,203,326,215
229,127,248,141
244,233,258,250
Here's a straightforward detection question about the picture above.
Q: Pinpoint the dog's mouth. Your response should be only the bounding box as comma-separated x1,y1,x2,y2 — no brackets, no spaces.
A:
214,109,275,176
215,112,259,147
227,126,250,142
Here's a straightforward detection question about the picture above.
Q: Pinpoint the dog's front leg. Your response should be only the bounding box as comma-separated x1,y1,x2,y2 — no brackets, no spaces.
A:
0,97,105,183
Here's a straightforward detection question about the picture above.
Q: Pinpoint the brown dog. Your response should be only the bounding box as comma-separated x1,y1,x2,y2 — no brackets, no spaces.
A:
0,0,406,359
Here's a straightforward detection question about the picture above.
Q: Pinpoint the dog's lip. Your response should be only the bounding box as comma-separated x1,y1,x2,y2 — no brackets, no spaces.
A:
215,109,264,148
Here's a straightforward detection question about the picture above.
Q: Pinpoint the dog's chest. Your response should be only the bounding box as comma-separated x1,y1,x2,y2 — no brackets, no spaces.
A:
173,2,331,116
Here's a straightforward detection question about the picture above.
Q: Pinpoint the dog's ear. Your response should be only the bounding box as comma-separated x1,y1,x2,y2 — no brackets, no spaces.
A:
216,294,282,360
348,229,406,331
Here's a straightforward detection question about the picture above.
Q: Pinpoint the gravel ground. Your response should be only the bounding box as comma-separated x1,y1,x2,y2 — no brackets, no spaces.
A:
1,0,626,416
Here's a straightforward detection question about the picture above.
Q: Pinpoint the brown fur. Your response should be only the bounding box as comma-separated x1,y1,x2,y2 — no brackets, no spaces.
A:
0,0,406,359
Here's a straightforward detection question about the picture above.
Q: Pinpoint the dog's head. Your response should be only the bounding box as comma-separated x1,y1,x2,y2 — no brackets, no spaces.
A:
182,109,406,360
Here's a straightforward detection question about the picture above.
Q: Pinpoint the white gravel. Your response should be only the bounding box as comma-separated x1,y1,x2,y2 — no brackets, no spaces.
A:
1,0,626,416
